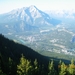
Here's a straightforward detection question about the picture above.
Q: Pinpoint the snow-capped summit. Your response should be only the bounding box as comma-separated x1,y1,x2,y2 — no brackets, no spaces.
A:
7,5,42,20
28,5,41,18
0,5,61,32
29,5,38,11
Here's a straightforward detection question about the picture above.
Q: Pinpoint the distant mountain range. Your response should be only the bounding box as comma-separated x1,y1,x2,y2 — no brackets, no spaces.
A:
0,5,61,32
45,10,75,33
45,10,75,19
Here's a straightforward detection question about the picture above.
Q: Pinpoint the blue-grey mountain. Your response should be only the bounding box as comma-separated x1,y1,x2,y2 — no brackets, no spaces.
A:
0,5,61,32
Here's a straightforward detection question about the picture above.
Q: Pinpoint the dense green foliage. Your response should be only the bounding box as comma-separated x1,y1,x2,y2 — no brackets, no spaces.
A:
0,34,49,75
1,54,75,75
0,34,75,75
17,55,33,75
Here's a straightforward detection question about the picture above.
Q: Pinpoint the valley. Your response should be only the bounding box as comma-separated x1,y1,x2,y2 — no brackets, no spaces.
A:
4,26,75,58
0,5,75,60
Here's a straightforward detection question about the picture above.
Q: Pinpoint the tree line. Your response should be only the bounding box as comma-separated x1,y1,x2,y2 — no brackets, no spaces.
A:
0,34,75,75
0,54,75,75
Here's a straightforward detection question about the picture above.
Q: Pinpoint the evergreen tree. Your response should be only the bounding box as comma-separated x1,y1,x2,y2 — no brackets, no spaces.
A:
59,62,67,75
33,59,39,75
8,57,13,75
68,59,75,75
17,54,33,75
58,60,62,71
48,60,56,75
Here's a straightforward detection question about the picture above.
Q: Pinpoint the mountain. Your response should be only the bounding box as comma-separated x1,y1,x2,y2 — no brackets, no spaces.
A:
1,5,75,59
45,10,75,19
45,10,75,32
0,5,61,32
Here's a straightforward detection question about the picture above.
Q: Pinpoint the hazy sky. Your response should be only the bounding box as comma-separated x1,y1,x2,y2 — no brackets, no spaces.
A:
0,0,75,14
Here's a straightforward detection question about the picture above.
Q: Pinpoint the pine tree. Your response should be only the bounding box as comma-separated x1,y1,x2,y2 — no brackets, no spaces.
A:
59,62,67,75
8,57,13,75
33,59,39,75
58,60,61,75
17,54,33,75
48,60,56,75
68,59,75,75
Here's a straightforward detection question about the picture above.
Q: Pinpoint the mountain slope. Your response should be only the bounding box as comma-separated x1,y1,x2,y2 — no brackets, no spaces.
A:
0,34,50,75
0,34,49,65
0,34,71,75
0,5,61,32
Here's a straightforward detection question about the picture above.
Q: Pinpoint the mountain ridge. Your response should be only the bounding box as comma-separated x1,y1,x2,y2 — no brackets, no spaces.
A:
0,5,61,32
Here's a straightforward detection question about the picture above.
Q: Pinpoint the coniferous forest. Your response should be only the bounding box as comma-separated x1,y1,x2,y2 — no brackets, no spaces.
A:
0,34,75,75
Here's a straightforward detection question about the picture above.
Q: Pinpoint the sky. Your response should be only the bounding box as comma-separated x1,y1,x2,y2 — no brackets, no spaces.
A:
0,0,75,14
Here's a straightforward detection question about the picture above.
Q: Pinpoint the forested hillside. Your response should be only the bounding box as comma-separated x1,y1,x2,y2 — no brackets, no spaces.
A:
0,34,49,75
0,34,75,75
